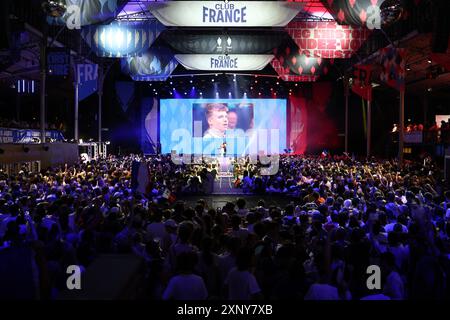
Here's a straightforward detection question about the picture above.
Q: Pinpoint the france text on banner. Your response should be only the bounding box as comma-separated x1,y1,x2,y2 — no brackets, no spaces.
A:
148,1,303,27
175,54,274,71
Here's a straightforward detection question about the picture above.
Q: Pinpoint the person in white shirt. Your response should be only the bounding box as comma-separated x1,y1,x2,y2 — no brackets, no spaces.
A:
146,210,167,243
224,247,261,300
162,251,208,300
381,252,405,300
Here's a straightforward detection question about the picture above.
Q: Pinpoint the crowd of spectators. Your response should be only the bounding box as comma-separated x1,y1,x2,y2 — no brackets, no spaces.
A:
0,154,450,300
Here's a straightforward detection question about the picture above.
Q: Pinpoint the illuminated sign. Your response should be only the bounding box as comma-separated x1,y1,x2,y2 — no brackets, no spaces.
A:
175,54,274,71
149,1,303,27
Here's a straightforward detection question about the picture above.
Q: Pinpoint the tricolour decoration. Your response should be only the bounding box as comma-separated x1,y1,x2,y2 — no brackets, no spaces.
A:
122,47,178,81
351,64,373,101
47,0,128,27
148,1,303,27
286,21,371,58
271,59,319,82
174,54,274,71
272,40,330,80
321,0,386,29
81,21,165,58
379,47,406,92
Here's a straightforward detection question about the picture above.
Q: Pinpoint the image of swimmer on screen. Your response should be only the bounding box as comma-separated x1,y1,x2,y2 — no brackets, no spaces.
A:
203,103,229,138
193,102,255,138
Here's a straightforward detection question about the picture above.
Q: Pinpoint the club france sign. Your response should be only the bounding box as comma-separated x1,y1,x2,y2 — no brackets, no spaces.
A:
148,1,303,27
175,54,274,71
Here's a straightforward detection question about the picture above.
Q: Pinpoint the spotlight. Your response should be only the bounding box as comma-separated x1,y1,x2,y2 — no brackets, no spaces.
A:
295,83,298,87
276,82,279,85
192,86,195,90
170,91,173,95
233,78,236,82
215,74,218,77
155,92,158,95
173,88,175,91
258,92,261,96
190,80,193,83
255,80,258,83
380,0,405,28
42,0,67,18
184,92,187,95
170,81,173,85
428,60,432,64
200,92,203,95
211,79,215,82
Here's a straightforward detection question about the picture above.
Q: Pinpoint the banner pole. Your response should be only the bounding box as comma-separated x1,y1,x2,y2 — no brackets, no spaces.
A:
399,91,405,164
98,65,103,145
74,80,79,141
40,27,47,144
367,99,371,158
345,77,349,153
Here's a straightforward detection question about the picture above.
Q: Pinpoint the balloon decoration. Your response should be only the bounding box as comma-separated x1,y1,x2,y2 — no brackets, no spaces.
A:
122,46,178,81
81,21,165,58
321,0,387,29
161,30,289,54
47,0,128,27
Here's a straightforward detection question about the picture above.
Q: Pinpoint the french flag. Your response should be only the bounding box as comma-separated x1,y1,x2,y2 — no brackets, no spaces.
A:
131,161,151,195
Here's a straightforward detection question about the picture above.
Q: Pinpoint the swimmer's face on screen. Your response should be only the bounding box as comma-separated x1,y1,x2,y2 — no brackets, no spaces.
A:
227,111,238,129
206,104,228,135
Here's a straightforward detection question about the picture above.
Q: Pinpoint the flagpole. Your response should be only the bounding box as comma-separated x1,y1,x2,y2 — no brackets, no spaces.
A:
399,91,405,164
74,79,79,141
367,99,371,158
345,77,349,153
98,64,103,145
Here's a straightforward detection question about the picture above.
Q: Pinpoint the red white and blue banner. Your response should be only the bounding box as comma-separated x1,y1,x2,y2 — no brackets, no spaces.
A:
81,21,164,58
174,54,274,71
148,1,303,27
131,161,151,195
379,47,406,92
351,64,373,101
